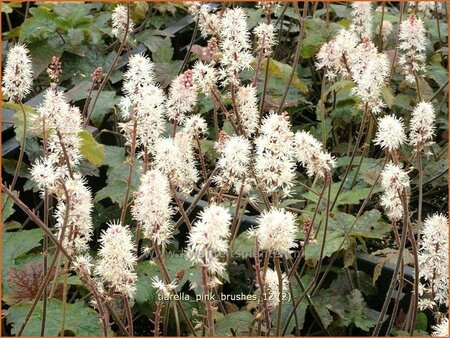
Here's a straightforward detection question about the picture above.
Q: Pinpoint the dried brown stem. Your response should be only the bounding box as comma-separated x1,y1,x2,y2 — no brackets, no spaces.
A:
253,239,271,335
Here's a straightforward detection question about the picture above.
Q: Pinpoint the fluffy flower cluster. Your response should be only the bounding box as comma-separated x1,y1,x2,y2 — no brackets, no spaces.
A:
262,268,289,309
381,162,410,192
151,276,178,297
119,54,166,154
432,317,449,337
72,254,94,277
120,54,157,117
409,101,436,147
166,70,198,123
374,115,406,151
182,114,208,137
398,15,427,83
350,2,373,39
254,112,296,197
379,190,404,221
2,44,33,102
257,1,280,15
254,22,277,57
185,2,221,37
348,39,390,114
294,131,335,177
53,174,94,255
236,85,259,137
214,136,252,194
254,208,298,256
409,1,442,17
47,107,83,168
186,204,232,276
154,132,199,196
316,11,389,113
28,70,94,258
316,29,359,80
380,163,410,221
192,61,218,96
30,157,61,192
132,169,174,247
95,221,137,298
418,214,448,312
111,5,134,41
218,8,253,85
30,89,83,190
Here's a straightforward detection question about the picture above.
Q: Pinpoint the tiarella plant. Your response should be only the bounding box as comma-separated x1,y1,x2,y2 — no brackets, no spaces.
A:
1,1,448,337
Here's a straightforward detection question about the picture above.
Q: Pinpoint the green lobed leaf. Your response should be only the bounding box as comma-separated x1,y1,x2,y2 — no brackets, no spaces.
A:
94,180,129,206
418,78,435,101
214,311,254,336
422,156,448,188
2,158,32,179
258,58,308,93
165,255,203,290
330,4,353,18
94,146,140,207
330,100,358,124
303,181,382,207
2,2,22,14
310,289,343,328
342,289,377,331
134,261,160,308
2,228,43,293
4,103,39,142
8,300,102,336
425,18,448,39
303,210,389,265
3,221,22,232
131,2,150,21
243,8,265,29
19,6,58,42
381,86,395,108
415,312,428,331
67,28,84,45
53,2,94,29
87,90,120,127
305,231,353,264
92,203,121,229
330,270,377,296
1,190,17,223
152,37,174,63
100,145,130,180
332,210,391,240
78,130,105,166
152,2,183,16
231,232,254,258
338,187,383,206
428,65,448,86
325,79,354,97
27,39,64,78
154,61,183,88
137,29,173,53
301,19,340,58
61,47,116,85
393,93,413,111
310,287,377,331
